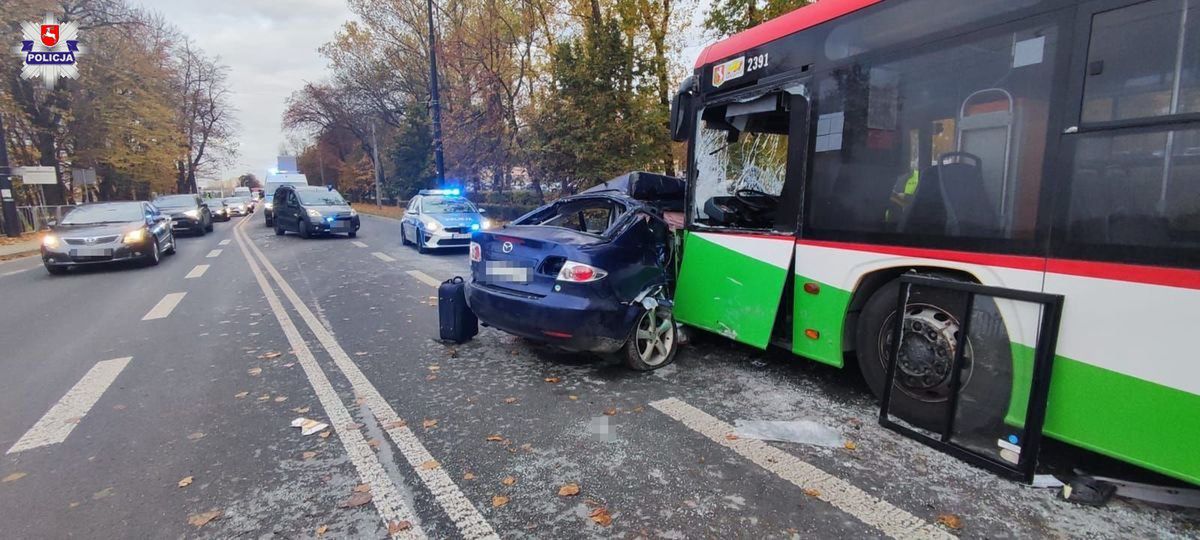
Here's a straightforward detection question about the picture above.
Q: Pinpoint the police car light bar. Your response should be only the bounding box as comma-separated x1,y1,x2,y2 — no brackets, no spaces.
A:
419,188,461,196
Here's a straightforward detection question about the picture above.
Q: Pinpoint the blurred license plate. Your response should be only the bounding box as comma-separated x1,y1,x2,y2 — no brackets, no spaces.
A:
332,221,349,229
484,261,530,283
73,247,111,257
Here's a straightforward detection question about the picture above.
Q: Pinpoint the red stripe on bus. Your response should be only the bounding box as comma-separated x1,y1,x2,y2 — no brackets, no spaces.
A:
696,0,883,67
796,239,1200,290
702,230,798,242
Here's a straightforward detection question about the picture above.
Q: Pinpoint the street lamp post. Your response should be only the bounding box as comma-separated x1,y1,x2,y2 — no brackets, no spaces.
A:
427,0,446,187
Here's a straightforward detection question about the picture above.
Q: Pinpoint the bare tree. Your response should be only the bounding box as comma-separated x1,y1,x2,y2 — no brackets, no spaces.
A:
175,40,238,193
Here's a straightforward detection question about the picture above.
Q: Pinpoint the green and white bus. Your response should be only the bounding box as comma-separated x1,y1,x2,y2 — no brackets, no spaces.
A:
668,0,1199,485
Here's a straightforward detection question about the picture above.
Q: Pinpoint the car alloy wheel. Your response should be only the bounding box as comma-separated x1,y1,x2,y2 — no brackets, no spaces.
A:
624,305,677,370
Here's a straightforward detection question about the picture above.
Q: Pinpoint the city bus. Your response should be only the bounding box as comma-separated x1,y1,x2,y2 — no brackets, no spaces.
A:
668,0,1199,485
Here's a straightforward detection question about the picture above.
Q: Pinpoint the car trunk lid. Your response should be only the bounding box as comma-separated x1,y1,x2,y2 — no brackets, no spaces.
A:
472,226,602,297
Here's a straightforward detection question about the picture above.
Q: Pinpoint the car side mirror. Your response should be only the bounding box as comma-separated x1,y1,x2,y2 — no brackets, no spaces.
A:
47,219,57,227
478,208,488,214
669,76,695,142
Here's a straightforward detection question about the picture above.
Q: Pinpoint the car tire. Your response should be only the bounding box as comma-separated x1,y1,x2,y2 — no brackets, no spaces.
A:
299,221,311,239
265,218,273,227
144,238,162,266
348,231,357,238
417,229,428,254
855,276,1013,432
205,216,214,232
622,306,679,371
400,223,411,245
274,223,285,236
164,234,176,255
45,264,68,275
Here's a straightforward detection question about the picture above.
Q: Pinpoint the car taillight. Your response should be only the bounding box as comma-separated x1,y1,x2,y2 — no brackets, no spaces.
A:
556,261,607,283
469,242,482,262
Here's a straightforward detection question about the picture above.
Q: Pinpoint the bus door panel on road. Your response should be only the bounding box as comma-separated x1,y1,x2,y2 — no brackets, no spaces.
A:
675,88,809,349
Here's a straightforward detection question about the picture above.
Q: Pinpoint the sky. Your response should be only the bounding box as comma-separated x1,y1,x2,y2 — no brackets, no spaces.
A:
143,1,715,184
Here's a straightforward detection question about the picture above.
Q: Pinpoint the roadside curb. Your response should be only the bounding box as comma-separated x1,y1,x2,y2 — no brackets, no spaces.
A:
0,249,39,262
357,211,402,222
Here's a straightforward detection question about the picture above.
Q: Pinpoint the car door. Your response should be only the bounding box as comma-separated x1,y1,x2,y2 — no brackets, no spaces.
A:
143,203,165,243
279,191,296,230
404,196,421,241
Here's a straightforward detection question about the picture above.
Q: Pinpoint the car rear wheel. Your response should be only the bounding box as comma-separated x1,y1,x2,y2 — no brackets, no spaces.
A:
623,306,678,371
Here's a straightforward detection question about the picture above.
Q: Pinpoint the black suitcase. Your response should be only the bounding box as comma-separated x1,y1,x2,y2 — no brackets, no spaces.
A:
438,276,478,343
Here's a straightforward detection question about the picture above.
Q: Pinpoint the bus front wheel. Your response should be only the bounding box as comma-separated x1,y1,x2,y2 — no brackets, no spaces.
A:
855,276,1013,433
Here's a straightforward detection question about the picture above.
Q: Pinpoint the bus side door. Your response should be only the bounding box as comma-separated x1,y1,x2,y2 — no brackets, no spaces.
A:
674,88,810,349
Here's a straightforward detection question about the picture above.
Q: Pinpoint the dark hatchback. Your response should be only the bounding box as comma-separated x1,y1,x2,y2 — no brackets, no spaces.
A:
272,185,360,238
41,201,176,274
153,194,213,235
466,172,683,370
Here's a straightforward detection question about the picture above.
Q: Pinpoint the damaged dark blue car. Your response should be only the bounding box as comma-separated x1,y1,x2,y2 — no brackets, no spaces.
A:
466,172,685,370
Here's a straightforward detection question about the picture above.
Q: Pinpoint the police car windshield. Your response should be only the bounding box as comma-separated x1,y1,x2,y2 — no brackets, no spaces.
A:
423,197,475,214
297,190,347,206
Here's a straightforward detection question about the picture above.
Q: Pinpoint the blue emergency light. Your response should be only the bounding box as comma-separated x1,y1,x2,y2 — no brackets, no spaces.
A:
419,188,461,196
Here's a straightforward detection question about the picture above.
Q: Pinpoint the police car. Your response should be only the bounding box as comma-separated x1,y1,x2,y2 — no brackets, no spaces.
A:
400,189,492,253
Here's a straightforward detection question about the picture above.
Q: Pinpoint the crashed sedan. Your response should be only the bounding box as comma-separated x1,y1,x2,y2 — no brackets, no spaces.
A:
466,172,683,370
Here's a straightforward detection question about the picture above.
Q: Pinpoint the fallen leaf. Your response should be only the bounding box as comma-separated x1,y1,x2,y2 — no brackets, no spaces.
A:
64,416,82,424
260,351,282,359
568,395,579,401
486,435,504,442
354,397,366,406
603,408,617,416
420,460,440,470
274,396,288,402
354,351,368,356
177,476,193,488
367,438,381,449
803,488,821,498
353,484,371,493
345,422,364,430
292,406,311,414
558,483,580,497
422,419,438,429
937,514,963,530
725,433,739,441
428,365,440,371
302,451,317,460
316,524,328,536
187,509,222,528
843,441,857,450
426,374,438,381
520,443,532,452
319,431,331,439
388,520,411,534
463,472,476,480
589,507,612,527
69,502,79,508
492,495,509,508
633,406,644,413
187,432,205,441
543,377,560,384
282,362,296,368
448,348,459,358
112,404,127,410
247,367,262,376
234,392,248,399
337,492,373,508
2,472,27,483
257,394,270,402
92,487,115,499
502,475,517,486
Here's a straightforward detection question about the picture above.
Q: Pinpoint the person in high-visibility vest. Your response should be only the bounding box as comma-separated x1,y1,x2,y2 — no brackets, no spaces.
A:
885,169,920,224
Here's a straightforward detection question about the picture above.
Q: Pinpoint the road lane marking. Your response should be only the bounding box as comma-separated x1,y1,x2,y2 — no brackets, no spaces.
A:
372,252,396,262
238,225,498,540
1,266,36,277
218,239,231,246
142,292,186,321
351,241,368,248
185,265,209,279
233,228,428,539
206,249,223,258
650,398,954,540
7,357,132,454
406,270,441,288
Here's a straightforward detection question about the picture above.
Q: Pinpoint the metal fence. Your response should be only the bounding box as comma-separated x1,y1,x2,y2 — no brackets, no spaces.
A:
15,205,76,233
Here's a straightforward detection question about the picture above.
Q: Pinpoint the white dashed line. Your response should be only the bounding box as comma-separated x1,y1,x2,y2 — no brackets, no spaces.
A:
238,225,498,540
233,224,428,539
0,266,36,277
7,357,131,454
650,398,954,539
371,252,396,262
406,270,441,288
141,292,186,321
218,239,231,246
185,264,209,279
206,249,223,258
352,241,368,248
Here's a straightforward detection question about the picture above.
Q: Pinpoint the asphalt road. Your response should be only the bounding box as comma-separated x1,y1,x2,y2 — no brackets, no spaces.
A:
0,213,1196,539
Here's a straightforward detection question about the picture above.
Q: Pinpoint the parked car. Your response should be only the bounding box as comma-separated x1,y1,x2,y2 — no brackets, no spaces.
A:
209,199,230,221
401,189,491,254
466,172,684,370
272,185,360,238
41,201,176,275
153,194,213,235
262,194,276,226
223,197,250,216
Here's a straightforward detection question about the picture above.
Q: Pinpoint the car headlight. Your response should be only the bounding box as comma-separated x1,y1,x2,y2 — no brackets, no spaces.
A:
306,208,322,218
480,218,493,230
349,209,358,217
425,221,440,232
122,228,147,244
184,209,200,218
42,234,60,248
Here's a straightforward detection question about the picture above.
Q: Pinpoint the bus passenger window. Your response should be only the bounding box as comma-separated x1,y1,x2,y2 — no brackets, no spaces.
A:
692,93,793,231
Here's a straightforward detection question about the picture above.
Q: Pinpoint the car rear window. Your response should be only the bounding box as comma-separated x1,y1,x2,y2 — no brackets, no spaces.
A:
519,198,626,236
